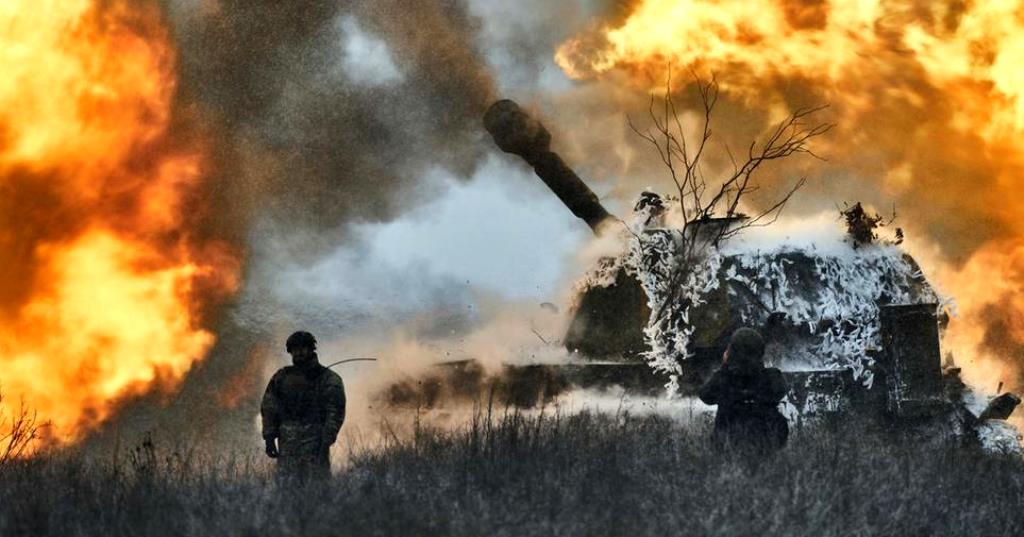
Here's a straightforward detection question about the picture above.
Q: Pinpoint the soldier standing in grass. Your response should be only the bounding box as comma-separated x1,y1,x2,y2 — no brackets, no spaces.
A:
699,327,789,454
261,331,346,482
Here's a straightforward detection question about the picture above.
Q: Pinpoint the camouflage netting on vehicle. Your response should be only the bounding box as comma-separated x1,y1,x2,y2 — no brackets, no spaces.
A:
976,421,1024,455
576,213,951,394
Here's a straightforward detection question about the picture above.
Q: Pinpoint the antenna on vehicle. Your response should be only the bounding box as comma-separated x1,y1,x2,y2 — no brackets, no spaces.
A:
325,358,377,369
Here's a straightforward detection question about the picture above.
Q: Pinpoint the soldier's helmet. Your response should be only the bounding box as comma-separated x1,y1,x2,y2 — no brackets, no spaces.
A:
286,331,317,352
727,327,765,369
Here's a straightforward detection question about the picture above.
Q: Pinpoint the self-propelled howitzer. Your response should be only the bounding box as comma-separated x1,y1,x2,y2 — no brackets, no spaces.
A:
478,98,1019,448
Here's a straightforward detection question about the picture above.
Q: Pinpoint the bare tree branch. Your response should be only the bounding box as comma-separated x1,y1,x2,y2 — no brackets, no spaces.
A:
627,74,832,332
0,388,44,468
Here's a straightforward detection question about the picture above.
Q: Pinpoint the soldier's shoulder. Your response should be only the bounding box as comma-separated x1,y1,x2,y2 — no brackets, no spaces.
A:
270,366,294,379
319,366,344,386
764,367,787,389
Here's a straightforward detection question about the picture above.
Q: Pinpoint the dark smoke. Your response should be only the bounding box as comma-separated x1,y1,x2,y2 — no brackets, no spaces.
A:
978,301,1024,377
169,0,496,251
980,302,1024,388
87,0,499,450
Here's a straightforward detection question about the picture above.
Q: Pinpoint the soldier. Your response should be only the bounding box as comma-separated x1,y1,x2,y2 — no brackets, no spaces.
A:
698,327,789,454
261,331,346,482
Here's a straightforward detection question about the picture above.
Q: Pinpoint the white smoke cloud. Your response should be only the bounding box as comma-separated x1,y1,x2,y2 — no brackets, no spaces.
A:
337,16,403,86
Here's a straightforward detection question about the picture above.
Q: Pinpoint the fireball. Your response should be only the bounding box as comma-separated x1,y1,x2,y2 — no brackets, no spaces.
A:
557,0,1024,392
0,0,239,443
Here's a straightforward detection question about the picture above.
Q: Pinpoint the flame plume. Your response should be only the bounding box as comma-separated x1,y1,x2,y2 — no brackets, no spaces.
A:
0,0,239,443
557,0,1024,391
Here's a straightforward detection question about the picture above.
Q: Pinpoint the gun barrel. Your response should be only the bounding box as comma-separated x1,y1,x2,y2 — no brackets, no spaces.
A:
484,100,613,233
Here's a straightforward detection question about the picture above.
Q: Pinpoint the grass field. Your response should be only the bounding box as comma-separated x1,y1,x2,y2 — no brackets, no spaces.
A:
1,408,1023,536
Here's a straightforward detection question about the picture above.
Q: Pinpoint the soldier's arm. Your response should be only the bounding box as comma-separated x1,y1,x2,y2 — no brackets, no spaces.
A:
765,368,789,403
698,370,726,405
260,372,283,441
320,373,346,447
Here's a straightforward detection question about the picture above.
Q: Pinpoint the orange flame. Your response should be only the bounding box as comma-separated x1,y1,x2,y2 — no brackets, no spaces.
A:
0,0,239,443
937,241,1024,391
557,0,1024,391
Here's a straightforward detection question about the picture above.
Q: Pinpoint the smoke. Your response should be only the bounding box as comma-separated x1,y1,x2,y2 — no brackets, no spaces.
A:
932,241,1024,392
64,0,507,448
166,0,496,248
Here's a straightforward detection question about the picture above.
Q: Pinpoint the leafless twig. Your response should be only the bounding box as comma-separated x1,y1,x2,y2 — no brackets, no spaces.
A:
629,72,832,330
0,388,44,468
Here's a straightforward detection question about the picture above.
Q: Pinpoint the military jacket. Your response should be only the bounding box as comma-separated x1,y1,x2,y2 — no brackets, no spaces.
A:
699,365,788,451
260,362,346,455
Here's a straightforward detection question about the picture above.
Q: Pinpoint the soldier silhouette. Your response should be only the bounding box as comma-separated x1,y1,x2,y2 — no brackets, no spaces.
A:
261,331,346,482
699,327,789,454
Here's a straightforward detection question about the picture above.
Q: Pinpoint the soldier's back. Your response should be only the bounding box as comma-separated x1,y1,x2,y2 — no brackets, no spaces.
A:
701,366,789,453
268,364,337,482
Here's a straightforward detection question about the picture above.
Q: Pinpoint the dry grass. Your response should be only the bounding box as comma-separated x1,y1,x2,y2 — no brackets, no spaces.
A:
1,409,1023,536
